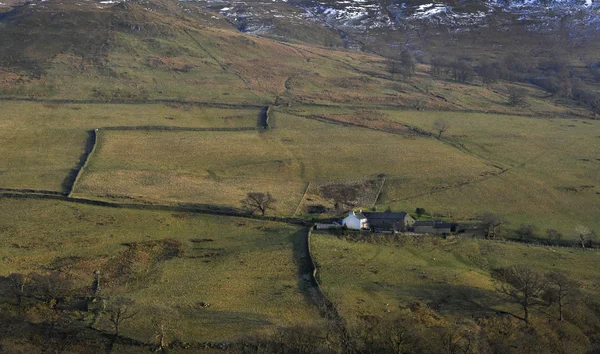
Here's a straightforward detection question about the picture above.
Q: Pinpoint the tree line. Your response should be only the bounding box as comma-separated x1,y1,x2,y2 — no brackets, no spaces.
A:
386,49,600,114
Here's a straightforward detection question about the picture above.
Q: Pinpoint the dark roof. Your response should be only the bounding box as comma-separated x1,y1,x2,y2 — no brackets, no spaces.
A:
362,212,409,220
435,223,453,229
354,212,367,219
414,220,453,229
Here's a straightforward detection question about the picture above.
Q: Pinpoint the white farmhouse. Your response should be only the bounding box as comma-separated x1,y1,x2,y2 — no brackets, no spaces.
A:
342,211,368,230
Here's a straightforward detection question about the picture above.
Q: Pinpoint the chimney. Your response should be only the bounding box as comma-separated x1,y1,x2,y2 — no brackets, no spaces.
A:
350,211,355,216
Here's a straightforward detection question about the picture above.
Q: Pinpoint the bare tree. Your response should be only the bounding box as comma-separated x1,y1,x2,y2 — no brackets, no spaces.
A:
91,270,101,301
400,49,416,76
507,86,527,106
241,192,277,216
495,265,547,324
434,325,475,354
382,318,419,354
431,56,451,78
451,61,475,83
30,272,72,308
516,224,537,240
105,297,137,337
544,271,579,321
153,317,170,351
432,119,450,138
570,225,595,248
387,59,402,80
151,306,178,352
7,273,29,307
480,213,505,239
546,229,562,242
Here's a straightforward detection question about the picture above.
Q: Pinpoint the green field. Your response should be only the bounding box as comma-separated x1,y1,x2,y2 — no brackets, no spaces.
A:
0,101,262,191
0,0,599,350
0,198,321,345
310,232,600,350
378,110,600,234
311,233,600,317
71,112,493,215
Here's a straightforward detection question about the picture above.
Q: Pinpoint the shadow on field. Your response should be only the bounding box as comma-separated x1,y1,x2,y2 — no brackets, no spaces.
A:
370,282,506,315
289,229,318,304
61,130,96,194
176,307,273,327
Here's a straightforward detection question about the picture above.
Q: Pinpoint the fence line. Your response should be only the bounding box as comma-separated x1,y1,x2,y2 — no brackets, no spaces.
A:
477,237,597,251
0,192,308,225
68,129,98,197
305,227,351,347
100,126,260,132
0,187,66,196
0,96,265,109
372,177,386,208
292,182,311,217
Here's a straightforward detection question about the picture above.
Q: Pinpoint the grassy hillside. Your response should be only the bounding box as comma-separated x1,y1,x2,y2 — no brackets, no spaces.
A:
310,232,600,352
70,112,493,215
380,110,600,234
0,198,322,347
0,101,262,191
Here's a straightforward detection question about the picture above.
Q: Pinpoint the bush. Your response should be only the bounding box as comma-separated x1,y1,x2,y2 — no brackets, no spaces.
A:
307,205,328,214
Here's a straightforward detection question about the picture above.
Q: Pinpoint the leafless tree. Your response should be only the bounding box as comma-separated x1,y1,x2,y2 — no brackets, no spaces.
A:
387,59,402,80
495,265,547,324
516,224,537,240
153,318,170,351
434,325,475,354
570,225,595,248
546,229,562,242
29,272,72,308
431,56,450,77
7,273,29,307
105,297,137,337
381,318,420,354
151,306,178,352
91,270,101,301
432,119,451,138
507,86,527,106
480,213,505,239
451,61,475,83
544,271,579,321
241,192,277,216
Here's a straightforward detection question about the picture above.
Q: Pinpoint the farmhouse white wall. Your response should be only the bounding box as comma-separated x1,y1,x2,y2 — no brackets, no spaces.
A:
342,211,368,230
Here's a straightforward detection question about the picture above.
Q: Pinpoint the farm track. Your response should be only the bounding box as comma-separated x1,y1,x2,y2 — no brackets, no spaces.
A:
391,140,579,204
183,29,251,87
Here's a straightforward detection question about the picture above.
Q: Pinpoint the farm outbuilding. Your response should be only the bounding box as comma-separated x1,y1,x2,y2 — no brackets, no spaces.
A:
362,212,415,232
413,220,455,235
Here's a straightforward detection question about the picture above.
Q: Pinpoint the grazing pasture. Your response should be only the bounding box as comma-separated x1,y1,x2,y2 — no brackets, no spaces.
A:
72,113,493,215
380,110,600,234
0,198,321,343
0,101,261,192
310,232,600,320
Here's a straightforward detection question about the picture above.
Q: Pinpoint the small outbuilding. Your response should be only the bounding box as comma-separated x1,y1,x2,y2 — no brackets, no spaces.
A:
342,211,369,230
413,220,455,235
